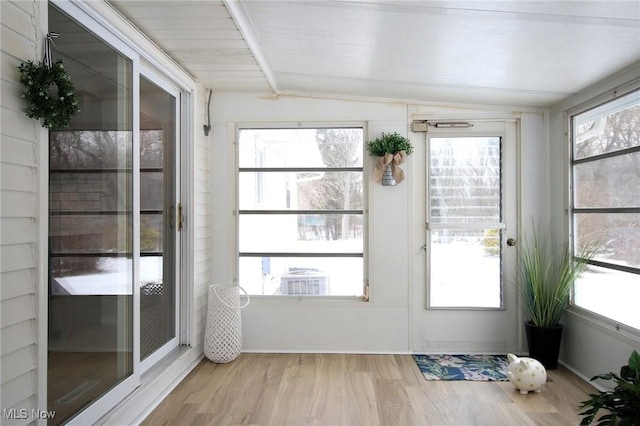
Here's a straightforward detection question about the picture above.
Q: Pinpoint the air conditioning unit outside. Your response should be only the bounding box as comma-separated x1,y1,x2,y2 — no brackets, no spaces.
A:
280,268,329,295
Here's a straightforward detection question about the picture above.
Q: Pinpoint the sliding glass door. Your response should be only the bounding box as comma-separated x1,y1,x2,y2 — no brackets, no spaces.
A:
47,3,182,423
48,5,135,424
139,75,179,367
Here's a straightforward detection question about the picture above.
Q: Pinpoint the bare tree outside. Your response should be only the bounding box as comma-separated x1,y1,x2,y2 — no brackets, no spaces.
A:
238,127,365,296
297,128,363,240
574,104,640,267
571,91,639,330
49,130,164,276
430,137,501,243
428,136,504,308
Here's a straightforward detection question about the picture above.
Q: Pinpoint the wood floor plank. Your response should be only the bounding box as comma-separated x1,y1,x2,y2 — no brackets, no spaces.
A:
204,355,264,424
404,385,452,425
244,354,291,425
343,371,380,426
142,353,597,426
393,355,429,387
267,357,318,425
308,354,343,424
367,354,404,380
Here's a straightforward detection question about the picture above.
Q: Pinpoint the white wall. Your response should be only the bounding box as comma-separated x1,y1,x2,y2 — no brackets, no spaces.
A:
211,95,411,352
211,95,550,354
212,88,637,375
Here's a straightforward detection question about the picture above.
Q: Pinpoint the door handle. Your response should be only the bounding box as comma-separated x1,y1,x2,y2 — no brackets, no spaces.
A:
506,238,517,247
168,206,175,229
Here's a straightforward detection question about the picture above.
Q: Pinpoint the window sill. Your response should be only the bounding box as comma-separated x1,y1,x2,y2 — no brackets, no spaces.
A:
566,305,640,343
243,294,368,305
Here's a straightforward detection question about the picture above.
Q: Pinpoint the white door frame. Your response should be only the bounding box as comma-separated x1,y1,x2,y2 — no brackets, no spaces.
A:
138,66,182,373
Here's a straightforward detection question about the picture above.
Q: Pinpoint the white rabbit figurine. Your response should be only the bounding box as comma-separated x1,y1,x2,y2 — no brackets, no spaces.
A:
507,353,547,394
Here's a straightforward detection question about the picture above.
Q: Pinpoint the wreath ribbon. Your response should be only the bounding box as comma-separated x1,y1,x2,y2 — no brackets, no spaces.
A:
43,32,59,68
374,151,408,184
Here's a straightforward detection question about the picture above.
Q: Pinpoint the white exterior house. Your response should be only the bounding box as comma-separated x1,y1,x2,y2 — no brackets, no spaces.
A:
1,1,639,425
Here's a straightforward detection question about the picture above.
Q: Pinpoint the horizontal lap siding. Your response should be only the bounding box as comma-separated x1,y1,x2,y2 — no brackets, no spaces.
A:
1,1,40,424
192,87,213,352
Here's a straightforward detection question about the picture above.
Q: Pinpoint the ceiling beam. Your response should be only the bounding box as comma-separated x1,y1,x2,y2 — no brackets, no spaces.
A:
223,0,279,95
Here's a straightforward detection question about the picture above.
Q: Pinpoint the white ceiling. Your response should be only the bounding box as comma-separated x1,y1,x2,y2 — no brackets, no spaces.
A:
109,0,640,108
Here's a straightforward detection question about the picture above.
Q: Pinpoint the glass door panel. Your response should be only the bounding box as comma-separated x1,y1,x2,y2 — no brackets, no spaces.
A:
139,77,177,362
428,136,503,308
48,4,133,425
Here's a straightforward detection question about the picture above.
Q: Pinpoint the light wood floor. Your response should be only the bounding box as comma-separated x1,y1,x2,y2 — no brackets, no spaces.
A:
142,353,597,426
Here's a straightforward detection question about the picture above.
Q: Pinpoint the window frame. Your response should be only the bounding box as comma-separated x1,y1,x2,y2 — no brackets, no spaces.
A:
568,86,640,333
234,123,368,299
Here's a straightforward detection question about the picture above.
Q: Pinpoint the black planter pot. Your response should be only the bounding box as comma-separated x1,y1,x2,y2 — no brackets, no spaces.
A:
524,321,564,370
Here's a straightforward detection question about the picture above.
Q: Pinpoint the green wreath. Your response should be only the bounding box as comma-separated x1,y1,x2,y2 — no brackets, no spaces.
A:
18,59,80,129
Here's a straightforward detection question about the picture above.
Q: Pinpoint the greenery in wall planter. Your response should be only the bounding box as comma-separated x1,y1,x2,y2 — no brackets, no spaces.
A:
366,132,413,186
366,131,414,156
517,227,597,369
579,350,640,426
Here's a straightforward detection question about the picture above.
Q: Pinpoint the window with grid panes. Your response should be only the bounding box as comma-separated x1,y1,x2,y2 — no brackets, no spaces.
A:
570,89,640,331
237,127,365,296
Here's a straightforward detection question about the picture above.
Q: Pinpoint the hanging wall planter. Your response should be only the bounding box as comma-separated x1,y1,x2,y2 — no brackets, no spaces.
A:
367,132,413,185
382,162,397,186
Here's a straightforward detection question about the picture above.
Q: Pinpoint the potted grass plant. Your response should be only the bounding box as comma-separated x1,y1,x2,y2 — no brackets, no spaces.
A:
518,229,597,369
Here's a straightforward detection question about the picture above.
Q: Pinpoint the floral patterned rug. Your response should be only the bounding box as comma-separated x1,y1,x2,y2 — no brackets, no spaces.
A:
413,354,509,381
